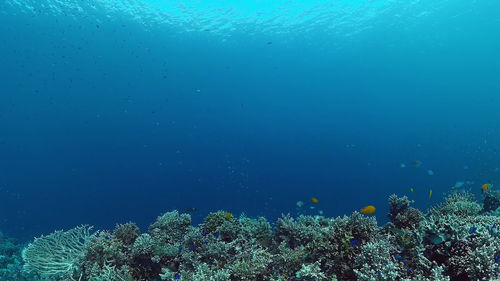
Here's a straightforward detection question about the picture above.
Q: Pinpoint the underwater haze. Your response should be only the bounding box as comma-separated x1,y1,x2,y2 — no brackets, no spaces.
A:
1,0,500,240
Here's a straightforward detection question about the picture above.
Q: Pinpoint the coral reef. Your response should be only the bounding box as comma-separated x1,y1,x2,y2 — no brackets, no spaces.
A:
1,191,497,281
0,231,35,280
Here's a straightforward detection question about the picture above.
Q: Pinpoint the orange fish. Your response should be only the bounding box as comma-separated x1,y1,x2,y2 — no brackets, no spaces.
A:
311,197,319,204
225,212,233,218
481,184,492,192
360,205,376,215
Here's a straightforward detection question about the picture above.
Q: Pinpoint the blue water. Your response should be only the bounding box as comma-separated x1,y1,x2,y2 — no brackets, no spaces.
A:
1,0,499,240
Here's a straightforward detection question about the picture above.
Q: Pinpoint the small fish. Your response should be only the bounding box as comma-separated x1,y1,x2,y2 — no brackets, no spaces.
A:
390,228,405,236
296,201,304,208
429,189,433,199
350,239,359,247
492,224,497,229
202,241,207,245
311,197,319,204
400,163,406,168
190,244,195,250
178,247,182,253
495,254,500,263
225,212,233,218
410,188,414,193
360,205,376,215
395,254,402,259
183,207,198,213
202,231,206,236
482,183,492,192
412,160,422,167
174,274,181,280
402,259,408,263
427,170,434,176
215,233,220,238
470,227,477,233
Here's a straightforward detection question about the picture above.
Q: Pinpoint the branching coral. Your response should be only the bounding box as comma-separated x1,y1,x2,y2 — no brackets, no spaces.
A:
22,225,94,280
388,194,423,229
16,193,500,281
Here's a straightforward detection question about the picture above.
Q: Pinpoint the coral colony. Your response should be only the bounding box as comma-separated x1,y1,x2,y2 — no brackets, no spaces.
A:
2,191,500,280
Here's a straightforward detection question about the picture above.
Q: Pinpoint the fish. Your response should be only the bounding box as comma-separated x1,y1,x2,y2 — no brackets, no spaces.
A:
410,188,414,193
174,274,181,280
390,228,405,236
360,205,376,215
427,170,434,176
496,254,500,263
311,197,319,203
296,201,304,208
482,183,492,192
395,254,402,259
470,227,477,233
429,189,433,199
225,212,233,218
350,239,359,247
183,207,198,213
402,259,408,263
412,160,422,167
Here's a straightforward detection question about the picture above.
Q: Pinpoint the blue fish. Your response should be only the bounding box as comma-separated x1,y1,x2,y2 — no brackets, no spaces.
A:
178,247,182,253
495,254,500,263
350,239,359,247
174,274,181,280
402,259,408,263
202,241,207,245
215,233,220,238
395,254,401,259
408,267,412,272
202,231,206,236
470,227,477,233
190,244,195,251
492,224,497,229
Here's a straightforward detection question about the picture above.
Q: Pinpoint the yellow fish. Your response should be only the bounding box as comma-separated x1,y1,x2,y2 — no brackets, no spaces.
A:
225,212,233,218
481,183,492,192
311,197,319,203
360,205,376,215
410,188,414,193
429,189,432,198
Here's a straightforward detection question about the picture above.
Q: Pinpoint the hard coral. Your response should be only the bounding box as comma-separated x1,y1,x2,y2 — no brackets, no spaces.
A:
388,194,423,229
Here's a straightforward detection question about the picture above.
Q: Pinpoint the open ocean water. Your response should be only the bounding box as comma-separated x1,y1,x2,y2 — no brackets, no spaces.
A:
1,0,500,265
